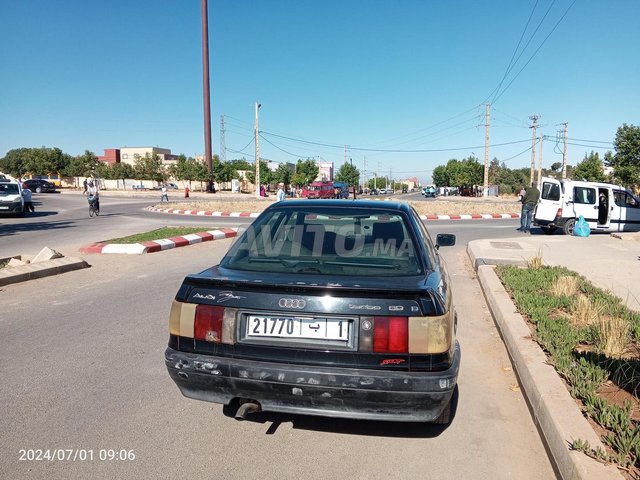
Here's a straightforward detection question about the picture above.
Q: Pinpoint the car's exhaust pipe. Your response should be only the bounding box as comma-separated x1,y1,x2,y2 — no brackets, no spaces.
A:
235,400,261,420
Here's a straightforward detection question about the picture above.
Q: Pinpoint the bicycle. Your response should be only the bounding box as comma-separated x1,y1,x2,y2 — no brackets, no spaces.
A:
88,195,100,217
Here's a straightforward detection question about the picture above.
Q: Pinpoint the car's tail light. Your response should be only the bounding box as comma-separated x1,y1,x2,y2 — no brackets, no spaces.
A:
408,315,452,354
555,208,563,220
194,305,225,343
373,316,408,353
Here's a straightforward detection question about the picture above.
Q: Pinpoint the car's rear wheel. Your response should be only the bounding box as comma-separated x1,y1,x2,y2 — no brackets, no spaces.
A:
563,219,576,236
36,187,42,193
540,226,557,235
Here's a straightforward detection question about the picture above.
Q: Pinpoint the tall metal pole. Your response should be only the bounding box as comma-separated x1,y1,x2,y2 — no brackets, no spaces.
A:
537,135,544,185
562,122,569,179
220,115,226,162
201,0,213,186
255,102,261,197
483,103,490,196
529,114,539,185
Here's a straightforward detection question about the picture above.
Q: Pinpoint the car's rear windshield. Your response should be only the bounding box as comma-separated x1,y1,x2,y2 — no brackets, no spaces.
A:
0,183,19,195
221,207,423,276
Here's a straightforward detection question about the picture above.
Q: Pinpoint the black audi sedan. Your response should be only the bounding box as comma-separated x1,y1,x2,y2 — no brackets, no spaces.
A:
165,200,459,423
23,179,57,193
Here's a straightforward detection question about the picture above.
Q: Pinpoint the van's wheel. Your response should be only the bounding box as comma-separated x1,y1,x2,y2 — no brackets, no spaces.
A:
563,219,576,236
541,226,557,235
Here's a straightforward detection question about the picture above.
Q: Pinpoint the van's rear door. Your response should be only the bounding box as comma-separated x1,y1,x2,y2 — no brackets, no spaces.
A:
534,178,562,223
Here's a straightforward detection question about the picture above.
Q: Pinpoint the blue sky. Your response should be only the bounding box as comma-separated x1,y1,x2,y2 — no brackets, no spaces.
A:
2,0,639,184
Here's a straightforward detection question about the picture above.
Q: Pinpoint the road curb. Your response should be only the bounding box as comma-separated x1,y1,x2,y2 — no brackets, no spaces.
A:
147,206,521,220
148,206,260,218
80,228,238,255
0,257,90,287
474,264,623,480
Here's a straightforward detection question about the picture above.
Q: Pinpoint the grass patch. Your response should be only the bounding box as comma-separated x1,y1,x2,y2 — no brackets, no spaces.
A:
102,227,209,244
496,265,640,473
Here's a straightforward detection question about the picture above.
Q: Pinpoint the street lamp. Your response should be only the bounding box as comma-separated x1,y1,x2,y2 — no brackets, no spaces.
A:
255,102,261,197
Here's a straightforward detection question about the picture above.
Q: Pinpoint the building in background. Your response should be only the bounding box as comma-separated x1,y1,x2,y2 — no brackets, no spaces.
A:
402,176,420,191
119,147,178,166
97,149,121,165
317,161,334,181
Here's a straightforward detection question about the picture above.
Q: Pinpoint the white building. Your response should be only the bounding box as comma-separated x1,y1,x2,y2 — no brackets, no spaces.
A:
120,147,178,166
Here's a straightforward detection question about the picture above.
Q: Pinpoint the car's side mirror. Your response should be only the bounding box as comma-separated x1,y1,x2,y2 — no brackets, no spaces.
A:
435,233,456,249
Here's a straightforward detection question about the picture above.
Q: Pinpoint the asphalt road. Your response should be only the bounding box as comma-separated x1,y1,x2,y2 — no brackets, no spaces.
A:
0,192,254,258
0,195,557,480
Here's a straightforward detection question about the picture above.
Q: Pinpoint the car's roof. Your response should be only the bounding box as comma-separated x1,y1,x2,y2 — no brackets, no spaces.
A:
268,199,412,213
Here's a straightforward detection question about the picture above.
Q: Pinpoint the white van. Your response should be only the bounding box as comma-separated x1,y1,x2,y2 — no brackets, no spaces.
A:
0,179,25,217
534,177,640,235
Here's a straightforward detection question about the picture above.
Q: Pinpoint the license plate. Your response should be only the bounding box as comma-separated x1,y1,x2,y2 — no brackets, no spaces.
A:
246,316,350,341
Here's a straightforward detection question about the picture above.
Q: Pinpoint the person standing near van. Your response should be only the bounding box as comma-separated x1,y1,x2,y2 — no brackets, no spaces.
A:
518,181,540,232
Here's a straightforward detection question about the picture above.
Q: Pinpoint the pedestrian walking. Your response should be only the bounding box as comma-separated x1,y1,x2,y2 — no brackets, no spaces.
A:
276,182,286,202
83,178,88,193
518,182,540,233
22,186,35,212
161,184,169,202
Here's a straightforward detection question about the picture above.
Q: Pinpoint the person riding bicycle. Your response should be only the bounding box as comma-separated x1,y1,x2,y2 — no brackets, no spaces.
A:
87,181,100,212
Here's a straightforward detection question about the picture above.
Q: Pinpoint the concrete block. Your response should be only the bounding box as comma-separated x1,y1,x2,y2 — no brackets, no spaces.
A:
32,247,63,263
7,258,26,267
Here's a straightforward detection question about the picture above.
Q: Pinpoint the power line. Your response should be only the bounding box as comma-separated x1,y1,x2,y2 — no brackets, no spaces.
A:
259,133,308,158
493,0,577,104
486,0,540,104
260,130,531,153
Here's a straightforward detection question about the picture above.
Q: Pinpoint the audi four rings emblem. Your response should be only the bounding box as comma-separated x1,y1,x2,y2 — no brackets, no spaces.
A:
278,298,306,309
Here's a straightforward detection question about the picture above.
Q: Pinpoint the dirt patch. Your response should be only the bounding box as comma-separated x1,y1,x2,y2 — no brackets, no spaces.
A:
154,197,522,216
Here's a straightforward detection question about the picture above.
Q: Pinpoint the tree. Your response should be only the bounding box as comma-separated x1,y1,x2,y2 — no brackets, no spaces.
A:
0,148,31,177
432,165,448,187
0,147,70,177
110,162,134,184
134,153,163,182
610,124,640,186
550,162,562,172
272,163,292,186
245,160,272,186
63,150,100,178
571,151,605,182
291,159,319,187
335,162,360,188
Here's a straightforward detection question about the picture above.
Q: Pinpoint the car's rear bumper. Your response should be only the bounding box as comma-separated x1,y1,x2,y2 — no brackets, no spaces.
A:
165,341,460,422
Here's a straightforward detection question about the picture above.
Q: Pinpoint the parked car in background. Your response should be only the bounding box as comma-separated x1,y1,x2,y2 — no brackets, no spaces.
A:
22,179,56,193
369,188,379,195
0,179,25,216
165,199,459,423
422,186,437,198
165,182,180,190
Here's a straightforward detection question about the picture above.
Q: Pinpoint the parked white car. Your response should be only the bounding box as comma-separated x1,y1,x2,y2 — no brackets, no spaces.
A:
534,177,640,235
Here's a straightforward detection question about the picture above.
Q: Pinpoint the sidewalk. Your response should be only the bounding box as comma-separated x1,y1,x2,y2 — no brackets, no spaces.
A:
468,231,640,480
468,231,640,311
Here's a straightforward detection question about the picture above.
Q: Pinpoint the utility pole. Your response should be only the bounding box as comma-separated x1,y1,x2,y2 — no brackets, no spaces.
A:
220,115,226,162
255,102,261,197
537,135,544,185
529,114,540,185
562,122,569,179
484,103,490,196
201,0,213,190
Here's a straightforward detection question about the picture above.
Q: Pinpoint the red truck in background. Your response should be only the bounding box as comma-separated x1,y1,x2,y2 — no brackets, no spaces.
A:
301,181,336,199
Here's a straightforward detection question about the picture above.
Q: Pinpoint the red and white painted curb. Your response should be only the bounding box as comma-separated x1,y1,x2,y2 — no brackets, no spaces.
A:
148,206,520,220
419,213,520,220
148,206,260,218
80,228,238,255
